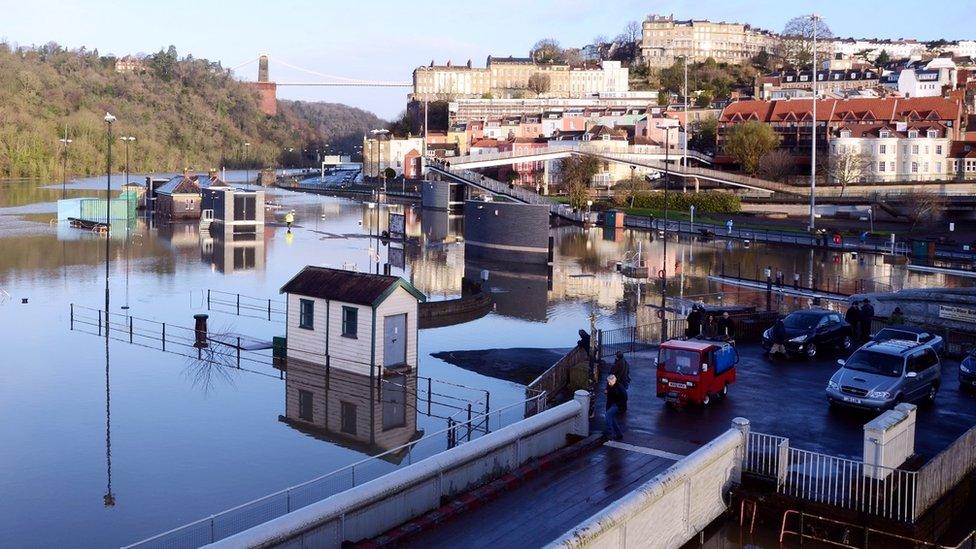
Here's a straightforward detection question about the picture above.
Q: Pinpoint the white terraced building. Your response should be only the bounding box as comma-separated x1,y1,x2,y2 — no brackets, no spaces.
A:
829,124,951,183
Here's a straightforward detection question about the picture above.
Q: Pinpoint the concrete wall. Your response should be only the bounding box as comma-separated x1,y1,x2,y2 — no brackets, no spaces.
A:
421,181,450,209
463,200,550,265
854,288,976,332
206,394,590,549
548,419,748,549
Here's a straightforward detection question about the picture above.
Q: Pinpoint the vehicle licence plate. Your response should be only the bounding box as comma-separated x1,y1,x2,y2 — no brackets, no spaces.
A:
843,396,863,404
668,382,687,389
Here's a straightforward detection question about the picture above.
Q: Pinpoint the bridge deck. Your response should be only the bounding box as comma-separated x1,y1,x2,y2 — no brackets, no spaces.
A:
400,443,676,549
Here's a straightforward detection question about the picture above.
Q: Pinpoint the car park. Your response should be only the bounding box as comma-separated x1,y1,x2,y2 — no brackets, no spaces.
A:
872,326,944,354
762,308,853,358
960,348,976,390
826,340,941,411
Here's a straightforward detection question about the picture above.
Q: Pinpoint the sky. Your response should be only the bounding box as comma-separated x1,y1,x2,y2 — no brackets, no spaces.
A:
1,0,974,119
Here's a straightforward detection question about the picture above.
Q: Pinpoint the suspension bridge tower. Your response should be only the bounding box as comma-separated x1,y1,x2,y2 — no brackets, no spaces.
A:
251,54,277,116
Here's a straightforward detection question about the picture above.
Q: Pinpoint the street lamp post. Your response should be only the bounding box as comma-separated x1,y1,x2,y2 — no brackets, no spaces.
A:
103,113,116,324
690,204,696,233
809,14,821,232
243,142,251,190
59,129,73,199
656,120,677,339
119,136,135,311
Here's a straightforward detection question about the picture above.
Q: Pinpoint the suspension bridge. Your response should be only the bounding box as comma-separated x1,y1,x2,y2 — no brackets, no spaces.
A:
231,54,410,114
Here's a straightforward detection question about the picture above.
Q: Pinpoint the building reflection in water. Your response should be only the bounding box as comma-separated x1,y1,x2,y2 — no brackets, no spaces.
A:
280,359,421,463
196,222,270,274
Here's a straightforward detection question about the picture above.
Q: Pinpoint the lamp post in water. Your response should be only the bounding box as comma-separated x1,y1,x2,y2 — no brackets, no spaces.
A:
104,112,116,323
243,142,251,190
59,129,73,199
119,136,135,311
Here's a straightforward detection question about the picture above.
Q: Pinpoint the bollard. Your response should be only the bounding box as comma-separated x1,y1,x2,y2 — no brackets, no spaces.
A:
732,417,751,483
193,314,209,348
573,390,591,437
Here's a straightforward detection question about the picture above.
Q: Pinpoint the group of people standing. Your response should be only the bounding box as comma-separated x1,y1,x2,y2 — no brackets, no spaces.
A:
845,299,877,342
685,305,736,342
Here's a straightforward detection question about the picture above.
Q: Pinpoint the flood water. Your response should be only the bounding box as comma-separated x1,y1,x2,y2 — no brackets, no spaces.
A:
0,172,971,548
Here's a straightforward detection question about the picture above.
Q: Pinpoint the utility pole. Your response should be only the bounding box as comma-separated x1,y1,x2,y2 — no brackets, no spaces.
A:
243,142,251,190
809,14,820,232
60,128,73,200
119,136,135,311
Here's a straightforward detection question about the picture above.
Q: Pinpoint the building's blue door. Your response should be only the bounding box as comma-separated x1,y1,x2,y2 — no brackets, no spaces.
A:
384,313,407,367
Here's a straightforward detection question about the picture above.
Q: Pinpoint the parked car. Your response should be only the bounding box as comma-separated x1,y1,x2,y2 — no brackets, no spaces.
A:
762,309,853,358
826,340,941,411
872,326,944,354
960,348,976,390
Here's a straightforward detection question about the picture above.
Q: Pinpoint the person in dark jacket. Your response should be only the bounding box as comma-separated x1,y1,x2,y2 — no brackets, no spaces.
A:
716,311,736,341
890,307,906,324
686,305,703,338
860,299,875,341
604,375,626,440
769,319,787,358
845,303,862,341
612,351,631,393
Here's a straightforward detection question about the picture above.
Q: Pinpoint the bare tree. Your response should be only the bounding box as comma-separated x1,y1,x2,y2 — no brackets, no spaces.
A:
902,189,947,229
527,73,551,96
624,21,642,43
531,38,565,63
757,149,797,182
825,147,872,195
781,15,833,69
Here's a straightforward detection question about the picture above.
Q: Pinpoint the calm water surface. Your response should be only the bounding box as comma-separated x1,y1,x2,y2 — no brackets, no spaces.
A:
0,174,970,547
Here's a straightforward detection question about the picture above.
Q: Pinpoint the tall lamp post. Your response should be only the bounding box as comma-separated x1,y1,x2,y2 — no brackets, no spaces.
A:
104,113,116,323
59,129,73,199
119,136,135,311
656,120,678,339
243,142,251,190
808,13,821,231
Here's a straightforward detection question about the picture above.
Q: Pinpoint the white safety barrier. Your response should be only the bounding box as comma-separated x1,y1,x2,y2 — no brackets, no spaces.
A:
207,392,590,549
547,418,749,549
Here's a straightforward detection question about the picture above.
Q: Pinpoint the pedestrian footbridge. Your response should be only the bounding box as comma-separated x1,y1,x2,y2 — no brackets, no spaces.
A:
438,145,805,197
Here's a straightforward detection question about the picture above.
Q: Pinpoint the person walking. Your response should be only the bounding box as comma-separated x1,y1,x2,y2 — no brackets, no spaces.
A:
845,302,862,341
716,311,736,342
860,299,875,341
769,319,788,358
284,210,295,232
726,219,734,234
604,375,626,441
686,305,703,338
612,351,631,397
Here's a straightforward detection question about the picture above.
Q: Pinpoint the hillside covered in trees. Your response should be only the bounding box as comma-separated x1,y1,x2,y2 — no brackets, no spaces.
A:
0,42,386,179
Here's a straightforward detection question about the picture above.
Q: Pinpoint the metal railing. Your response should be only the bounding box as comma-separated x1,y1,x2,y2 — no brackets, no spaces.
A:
205,289,286,321
597,320,685,358
526,346,589,405
622,214,976,263
123,393,546,549
745,431,918,523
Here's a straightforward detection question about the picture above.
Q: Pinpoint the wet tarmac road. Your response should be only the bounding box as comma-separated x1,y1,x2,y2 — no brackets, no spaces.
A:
599,343,976,461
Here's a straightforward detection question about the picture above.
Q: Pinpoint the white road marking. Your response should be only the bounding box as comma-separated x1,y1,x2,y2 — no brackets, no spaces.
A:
604,440,686,461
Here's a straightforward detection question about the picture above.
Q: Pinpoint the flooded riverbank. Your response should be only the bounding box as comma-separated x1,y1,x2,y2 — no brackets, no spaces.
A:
0,174,972,547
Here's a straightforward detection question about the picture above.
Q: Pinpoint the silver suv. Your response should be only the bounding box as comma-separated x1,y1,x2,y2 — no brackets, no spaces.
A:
826,340,941,411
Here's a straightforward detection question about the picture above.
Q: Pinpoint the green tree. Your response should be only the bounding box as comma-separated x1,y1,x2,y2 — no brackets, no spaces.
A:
875,49,891,67
530,38,565,63
559,155,601,209
724,121,780,175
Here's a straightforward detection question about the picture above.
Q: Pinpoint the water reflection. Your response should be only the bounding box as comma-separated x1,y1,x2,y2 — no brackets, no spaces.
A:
280,359,421,462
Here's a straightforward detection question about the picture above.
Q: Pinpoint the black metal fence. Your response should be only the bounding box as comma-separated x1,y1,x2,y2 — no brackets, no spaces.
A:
623,215,976,263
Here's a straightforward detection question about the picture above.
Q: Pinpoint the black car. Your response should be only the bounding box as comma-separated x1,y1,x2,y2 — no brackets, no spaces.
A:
762,309,853,358
961,348,976,390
